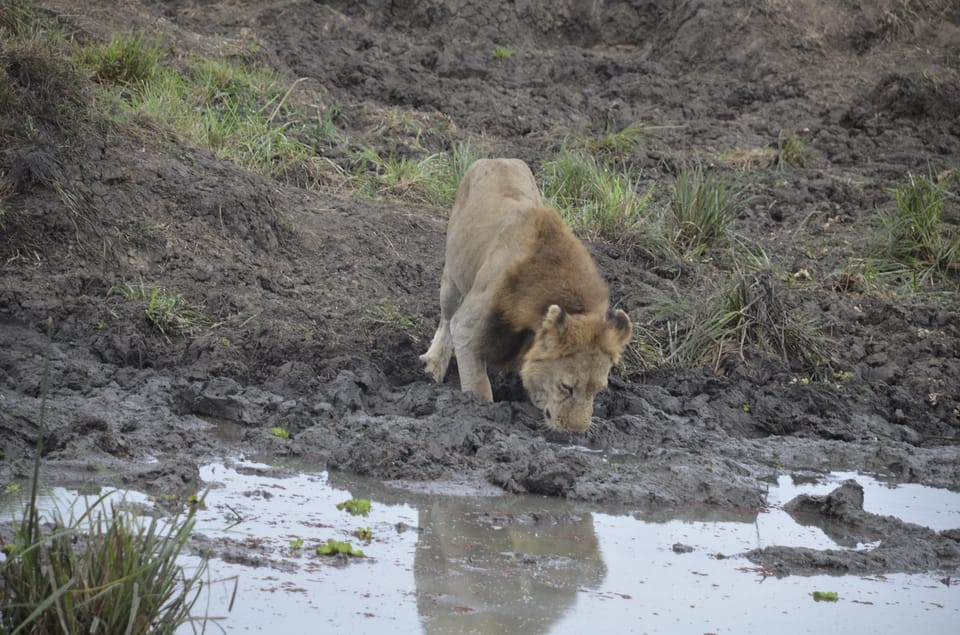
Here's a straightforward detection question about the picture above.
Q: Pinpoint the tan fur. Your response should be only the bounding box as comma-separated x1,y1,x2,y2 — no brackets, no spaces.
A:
420,158,632,432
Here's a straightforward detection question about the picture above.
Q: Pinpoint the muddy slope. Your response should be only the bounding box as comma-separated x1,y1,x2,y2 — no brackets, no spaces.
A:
2,0,959,576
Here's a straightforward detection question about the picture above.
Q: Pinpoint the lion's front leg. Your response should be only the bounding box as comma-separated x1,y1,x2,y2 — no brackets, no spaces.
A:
420,318,453,383
449,297,493,402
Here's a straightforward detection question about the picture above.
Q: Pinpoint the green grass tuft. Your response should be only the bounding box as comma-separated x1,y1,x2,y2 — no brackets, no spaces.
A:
576,122,650,159
870,172,959,286
492,46,514,60
540,148,656,242
668,164,741,255
83,46,337,187
774,130,812,170
111,281,204,339
74,33,165,86
1,493,210,634
355,142,479,208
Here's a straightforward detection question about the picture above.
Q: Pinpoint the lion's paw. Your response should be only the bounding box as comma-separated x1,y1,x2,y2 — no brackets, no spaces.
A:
419,352,448,384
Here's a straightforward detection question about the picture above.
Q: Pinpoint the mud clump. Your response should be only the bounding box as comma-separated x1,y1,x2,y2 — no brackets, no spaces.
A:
748,481,960,576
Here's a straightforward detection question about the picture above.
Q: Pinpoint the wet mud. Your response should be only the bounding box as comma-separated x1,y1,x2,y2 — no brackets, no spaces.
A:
2,0,959,580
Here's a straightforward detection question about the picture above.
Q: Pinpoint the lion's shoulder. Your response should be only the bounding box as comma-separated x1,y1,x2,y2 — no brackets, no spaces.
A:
493,205,610,331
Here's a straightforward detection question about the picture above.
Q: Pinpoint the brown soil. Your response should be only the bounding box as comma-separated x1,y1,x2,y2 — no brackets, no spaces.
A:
1,0,959,576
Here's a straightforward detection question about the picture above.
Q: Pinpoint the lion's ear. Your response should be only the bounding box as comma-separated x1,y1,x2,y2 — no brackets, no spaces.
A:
537,304,566,350
607,308,632,349
543,304,566,330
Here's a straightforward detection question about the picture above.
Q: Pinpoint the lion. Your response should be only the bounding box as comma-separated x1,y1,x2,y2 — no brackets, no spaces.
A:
420,158,632,432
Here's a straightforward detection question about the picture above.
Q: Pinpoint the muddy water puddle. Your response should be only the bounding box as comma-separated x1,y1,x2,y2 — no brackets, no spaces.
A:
5,461,959,634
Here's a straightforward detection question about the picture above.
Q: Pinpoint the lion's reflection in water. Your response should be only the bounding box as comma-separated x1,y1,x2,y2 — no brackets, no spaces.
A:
413,500,606,634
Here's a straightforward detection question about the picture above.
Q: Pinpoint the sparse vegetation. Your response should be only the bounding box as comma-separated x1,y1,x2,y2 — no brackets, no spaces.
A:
719,147,778,172
620,325,666,378
574,122,650,159
73,36,336,187
663,258,834,379
492,45,514,60
540,148,657,242
271,426,290,439
355,141,479,208
355,150,445,204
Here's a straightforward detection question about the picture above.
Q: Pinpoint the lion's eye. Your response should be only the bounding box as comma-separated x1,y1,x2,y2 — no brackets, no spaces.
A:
560,383,574,397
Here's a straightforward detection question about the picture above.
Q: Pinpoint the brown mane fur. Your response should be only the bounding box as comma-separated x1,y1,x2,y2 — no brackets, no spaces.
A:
487,206,621,365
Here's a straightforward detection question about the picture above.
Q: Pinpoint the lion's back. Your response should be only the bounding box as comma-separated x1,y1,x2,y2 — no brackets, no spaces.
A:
444,159,543,298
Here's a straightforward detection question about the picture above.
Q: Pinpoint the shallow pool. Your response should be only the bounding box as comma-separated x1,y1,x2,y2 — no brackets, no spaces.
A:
5,460,959,634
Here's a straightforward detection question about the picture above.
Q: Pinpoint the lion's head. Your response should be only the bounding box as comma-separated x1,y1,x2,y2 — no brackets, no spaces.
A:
520,304,632,432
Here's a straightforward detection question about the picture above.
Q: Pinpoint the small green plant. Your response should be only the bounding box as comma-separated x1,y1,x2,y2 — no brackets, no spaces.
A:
112,280,203,338
313,103,342,143
336,498,372,517
363,303,419,341
811,591,839,602
353,527,373,542
4,482,21,495
774,130,812,170
145,288,201,336
289,537,305,550
492,45,514,60
668,164,741,255
316,539,364,557
271,426,290,440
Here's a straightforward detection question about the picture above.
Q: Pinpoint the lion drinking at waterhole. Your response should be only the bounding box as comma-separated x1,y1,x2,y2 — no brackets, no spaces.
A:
420,158,632,432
